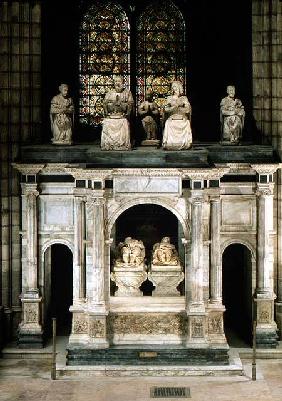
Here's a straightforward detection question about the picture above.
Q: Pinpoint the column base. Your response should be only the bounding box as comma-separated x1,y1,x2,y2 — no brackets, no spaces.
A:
255,297,278,348
256,327,278,348
18,293,43,348
18,330,43,349
70,308,109,349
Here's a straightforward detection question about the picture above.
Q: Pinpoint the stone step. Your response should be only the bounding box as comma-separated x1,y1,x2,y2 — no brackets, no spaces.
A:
56,363,244,378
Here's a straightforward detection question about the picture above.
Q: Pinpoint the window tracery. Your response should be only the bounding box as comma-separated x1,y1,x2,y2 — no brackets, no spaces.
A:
137,1,186,109
79,2,130,126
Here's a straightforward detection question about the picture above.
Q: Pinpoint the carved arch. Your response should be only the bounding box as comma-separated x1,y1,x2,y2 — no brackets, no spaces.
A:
107,198,189,238
42,239,74,256
221,238,256,261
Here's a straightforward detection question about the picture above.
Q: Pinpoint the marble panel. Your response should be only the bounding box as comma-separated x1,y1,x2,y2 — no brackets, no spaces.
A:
41,198,74,229
114,177,180,194
221,196,256,231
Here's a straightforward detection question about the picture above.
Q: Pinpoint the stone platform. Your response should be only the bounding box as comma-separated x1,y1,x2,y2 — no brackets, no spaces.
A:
66,345,229,366
19,142,278,167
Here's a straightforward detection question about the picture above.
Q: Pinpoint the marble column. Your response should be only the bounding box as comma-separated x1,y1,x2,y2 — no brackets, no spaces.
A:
186,194,207,345
190,196,205,309
210,196,222,304
73,196,85,302
88,195,109,348
255,183,278,348
18,183,42,348
256,185,274,296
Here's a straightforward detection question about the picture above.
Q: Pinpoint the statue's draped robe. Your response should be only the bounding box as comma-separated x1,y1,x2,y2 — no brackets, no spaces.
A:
101,89,134,150
220,96,245,143
162,95,192,150
50,95,74,143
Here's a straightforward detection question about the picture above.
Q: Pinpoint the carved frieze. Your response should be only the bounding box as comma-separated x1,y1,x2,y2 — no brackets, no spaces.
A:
190,317,204,338
113,168,182,177
24,303,38,323
89,319,106,338
108,313,187,335
258,302,272,324
73,315,88,334
208,314,223,334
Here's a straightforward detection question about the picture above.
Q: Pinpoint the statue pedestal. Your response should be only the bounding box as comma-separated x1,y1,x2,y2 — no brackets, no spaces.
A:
51,139,72,145
220,140,239,146
141,139,160,147
111,265,147,297
148,265,184,297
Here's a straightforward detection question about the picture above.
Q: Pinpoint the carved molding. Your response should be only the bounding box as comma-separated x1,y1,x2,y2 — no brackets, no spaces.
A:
13,163,45,175
65,168,113,180
108,313,187,335
42,163,70,173
182,168,229,180
112,168,182,177
251,164,279,175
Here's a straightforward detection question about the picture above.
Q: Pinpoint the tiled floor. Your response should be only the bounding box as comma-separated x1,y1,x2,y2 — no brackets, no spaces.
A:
0,358,282,401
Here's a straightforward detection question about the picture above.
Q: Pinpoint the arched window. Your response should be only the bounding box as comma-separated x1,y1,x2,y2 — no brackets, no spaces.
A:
137,1,186,109
79,2,130,126
79,1,186,128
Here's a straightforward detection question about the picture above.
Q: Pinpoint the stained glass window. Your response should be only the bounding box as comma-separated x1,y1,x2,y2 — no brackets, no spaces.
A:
137,1,186,110
79,2,130,126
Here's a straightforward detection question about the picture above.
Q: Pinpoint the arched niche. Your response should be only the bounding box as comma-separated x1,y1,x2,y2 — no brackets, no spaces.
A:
109,202,187,297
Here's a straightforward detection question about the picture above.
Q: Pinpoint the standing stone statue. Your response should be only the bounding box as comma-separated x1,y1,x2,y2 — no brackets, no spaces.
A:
220,85,245,144
138,91,160,146
50,84,74,145
101,76,134,151
162,81,192,150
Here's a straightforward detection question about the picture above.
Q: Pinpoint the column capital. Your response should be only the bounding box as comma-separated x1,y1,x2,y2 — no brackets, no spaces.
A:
190,194,204,204
21,183,39,197
86,194,105,206
256,183,274,197
209,194,221,203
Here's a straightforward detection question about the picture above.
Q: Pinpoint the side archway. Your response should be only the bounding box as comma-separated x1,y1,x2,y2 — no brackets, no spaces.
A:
41,242,73,336
221,242,255,345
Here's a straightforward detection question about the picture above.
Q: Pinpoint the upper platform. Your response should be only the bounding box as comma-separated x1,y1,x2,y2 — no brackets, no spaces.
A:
20,142,279,168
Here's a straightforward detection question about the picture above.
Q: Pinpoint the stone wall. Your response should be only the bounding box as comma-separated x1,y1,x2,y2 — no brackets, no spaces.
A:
252,0,282,340
252,0,282,151
0,1,41,342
